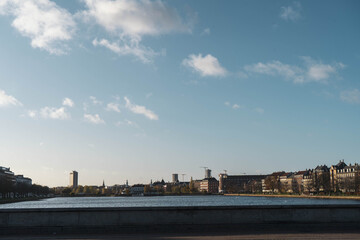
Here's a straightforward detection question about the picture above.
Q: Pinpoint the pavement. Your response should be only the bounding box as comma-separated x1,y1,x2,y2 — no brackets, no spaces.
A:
2,233,360,240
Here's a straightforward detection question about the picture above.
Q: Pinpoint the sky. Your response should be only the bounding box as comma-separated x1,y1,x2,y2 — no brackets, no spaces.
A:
0,0,359,187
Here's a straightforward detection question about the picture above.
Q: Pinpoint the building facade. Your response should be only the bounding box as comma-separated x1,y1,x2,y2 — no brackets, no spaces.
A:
15,175,32,186
200,178,219,193
69,171,78,188
219,174,266,193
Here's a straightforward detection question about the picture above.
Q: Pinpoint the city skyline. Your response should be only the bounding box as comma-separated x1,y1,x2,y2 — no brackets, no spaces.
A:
0,0,359,187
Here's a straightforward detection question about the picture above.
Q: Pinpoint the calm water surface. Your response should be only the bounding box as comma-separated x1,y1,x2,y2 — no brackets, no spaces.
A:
1,195,360,209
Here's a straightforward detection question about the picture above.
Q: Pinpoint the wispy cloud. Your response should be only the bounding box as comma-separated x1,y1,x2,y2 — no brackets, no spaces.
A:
0,0,75,55
232,104,241,109
201,28,210,35
340,89,360,104
124,97,158,120
92,38,158,63
81,0,191,63
244,57,344,84
225,101,243,110
89,96,102,105
106,102,121,113
280,2,301,22
0,89,22,107
254,108,265,114
116,119,138,128
84,113,105,124
146,93,153,99
62,97,74,107
40,107,70,120
183,54,227,77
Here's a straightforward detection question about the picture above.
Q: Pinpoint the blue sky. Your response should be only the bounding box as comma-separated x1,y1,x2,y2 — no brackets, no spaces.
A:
0,0,359,187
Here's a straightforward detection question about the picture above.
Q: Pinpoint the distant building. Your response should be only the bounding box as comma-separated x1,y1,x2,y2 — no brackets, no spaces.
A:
302,170,314,193
172,174,179,183
0,166,15,184
130,184,144,195
200,177,219,193
219,174,266,193
330,160,347,192
336,163,360,193
313,165,330,192
15,175,32,186
293,171,307,193
279,172,295,193
69,171,78,188
262,172,284,193
205,169,212,179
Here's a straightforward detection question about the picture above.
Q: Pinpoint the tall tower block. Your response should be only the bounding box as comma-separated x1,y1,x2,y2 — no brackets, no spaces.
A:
69,171,78,188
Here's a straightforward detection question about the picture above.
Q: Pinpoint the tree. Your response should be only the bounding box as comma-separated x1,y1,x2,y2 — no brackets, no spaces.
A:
264,176,280,193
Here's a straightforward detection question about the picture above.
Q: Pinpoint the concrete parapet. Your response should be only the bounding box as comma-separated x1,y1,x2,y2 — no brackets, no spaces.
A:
1,205,360,234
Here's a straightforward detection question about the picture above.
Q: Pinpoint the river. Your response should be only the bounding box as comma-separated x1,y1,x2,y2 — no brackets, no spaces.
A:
1,195,359,209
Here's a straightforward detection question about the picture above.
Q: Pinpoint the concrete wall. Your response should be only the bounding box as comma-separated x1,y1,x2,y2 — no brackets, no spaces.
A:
1,205,360,234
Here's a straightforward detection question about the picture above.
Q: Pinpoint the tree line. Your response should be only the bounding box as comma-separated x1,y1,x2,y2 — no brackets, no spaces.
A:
0,177,51,199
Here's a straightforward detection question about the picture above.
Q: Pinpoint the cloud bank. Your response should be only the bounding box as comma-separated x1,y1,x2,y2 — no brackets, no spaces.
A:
0,0,75,55
82,0,191,63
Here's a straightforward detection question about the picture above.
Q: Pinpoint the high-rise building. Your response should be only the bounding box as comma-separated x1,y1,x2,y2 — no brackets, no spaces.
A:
69,171,78,188
205,169,212,179
172,173,179,183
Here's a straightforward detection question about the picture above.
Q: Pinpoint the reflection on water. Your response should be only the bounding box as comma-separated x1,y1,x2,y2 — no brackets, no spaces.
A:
0,195,359,209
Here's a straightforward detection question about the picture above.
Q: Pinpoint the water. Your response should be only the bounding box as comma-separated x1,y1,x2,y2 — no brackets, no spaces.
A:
1,195,359,209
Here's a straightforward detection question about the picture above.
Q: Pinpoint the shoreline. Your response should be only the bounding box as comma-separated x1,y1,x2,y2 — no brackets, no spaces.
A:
225,193,360,200
0,197,47,205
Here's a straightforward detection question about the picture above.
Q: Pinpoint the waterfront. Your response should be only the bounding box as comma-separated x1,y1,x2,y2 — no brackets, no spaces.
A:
0,195,359,209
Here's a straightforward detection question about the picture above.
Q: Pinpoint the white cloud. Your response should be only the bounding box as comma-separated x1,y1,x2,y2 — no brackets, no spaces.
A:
244,57,344,84
40,107,70,120
0,89,22,107
81,0,191,62
224,102,230,106
254,108,264,114
84,113,105,124
124,97,158,120
106,102,121,113
81,0,190,36
62,97,74,107
92,38,157,63
301,57,344,82
307,64,336,81
28,110,37,118
89,96,102,105
340,89,360,104
183,54,227,77
0,0,75,55
146,92,153,99
280,2,301,21
244,60,304,83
